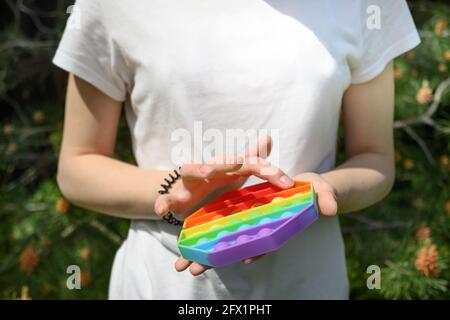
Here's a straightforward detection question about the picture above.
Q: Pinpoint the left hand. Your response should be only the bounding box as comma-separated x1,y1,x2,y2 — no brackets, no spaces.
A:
293,172,338,216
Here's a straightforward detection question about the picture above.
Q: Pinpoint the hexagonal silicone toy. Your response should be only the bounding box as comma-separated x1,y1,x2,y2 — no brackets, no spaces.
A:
177,180,318,267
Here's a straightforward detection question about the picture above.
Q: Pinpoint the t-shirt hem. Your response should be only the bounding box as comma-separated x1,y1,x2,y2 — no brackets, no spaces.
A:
52,49,126,102
350,31,421,84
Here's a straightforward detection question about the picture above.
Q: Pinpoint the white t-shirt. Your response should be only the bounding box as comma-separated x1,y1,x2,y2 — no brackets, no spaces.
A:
53,0,420,299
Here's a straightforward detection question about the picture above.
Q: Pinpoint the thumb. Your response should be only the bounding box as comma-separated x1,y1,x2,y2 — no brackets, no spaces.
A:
317,191,338,216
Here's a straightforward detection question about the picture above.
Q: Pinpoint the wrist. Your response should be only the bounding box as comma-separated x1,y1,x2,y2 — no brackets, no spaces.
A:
157,167,183,226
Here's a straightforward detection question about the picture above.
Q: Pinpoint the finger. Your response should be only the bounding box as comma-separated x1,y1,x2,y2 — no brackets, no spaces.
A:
316,190,338,216
243,254,265,264
237,157,294,189
154,194,172,216
154,193,186,217
180,161,243,180
244,135,272,159
175,257,192,272
189,262,211,276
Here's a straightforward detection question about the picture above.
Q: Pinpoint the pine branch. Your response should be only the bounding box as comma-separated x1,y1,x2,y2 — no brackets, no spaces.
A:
394,77,450,164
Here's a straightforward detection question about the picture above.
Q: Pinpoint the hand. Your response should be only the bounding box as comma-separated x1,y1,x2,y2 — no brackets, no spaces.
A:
293,172,338,216
173,172,338,276
154,135,295,276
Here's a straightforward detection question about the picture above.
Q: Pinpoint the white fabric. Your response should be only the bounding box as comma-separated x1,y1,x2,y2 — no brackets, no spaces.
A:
53,0,420,299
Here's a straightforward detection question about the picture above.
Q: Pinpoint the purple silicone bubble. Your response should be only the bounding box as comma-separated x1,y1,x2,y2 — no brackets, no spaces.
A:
257,228,273,237
214,241,230,252
236,235,251,244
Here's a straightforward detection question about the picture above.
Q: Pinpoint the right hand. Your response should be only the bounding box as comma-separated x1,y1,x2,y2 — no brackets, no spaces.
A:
154,135,295,275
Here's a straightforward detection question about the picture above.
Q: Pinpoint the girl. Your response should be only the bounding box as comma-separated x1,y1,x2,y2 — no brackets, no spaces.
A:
53,0,420,299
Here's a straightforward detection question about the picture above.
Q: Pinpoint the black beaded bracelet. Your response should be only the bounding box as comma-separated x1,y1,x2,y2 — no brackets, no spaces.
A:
158,167,183,226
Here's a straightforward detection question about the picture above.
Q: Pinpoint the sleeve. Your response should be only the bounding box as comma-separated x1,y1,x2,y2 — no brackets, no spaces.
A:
52,0,128,101
350,0,421,84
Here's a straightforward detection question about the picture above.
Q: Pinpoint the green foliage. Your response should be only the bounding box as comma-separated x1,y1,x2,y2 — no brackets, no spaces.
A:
381,261,447,300
340,2,450,299
1,0,449,299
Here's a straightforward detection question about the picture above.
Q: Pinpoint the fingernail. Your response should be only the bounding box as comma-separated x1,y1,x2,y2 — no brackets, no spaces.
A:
155,204,166,216
280,175,294,186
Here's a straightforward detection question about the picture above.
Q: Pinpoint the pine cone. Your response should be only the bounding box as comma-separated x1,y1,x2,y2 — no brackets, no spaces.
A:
440,155,450,168
80,270,93,287
416,83,433,105
55,197,70,214
79,248,92,261
415,244,441,277
415,226,431,241
416,247,429,276
3,124,14,136
403,159,415,170
20,247,39,274
32,111,45,123
394,68,404,80
438,64,448,73
445,50,450,61
435,19,448,36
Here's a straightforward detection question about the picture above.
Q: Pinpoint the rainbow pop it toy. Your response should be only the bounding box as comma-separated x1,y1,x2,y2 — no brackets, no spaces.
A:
177,180,318,267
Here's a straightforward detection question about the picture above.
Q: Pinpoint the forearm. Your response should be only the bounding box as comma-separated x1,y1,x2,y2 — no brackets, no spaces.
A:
57,154,170,219
320,152,395,214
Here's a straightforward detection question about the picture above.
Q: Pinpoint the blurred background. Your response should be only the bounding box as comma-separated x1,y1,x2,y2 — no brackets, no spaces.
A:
0,0,449,300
